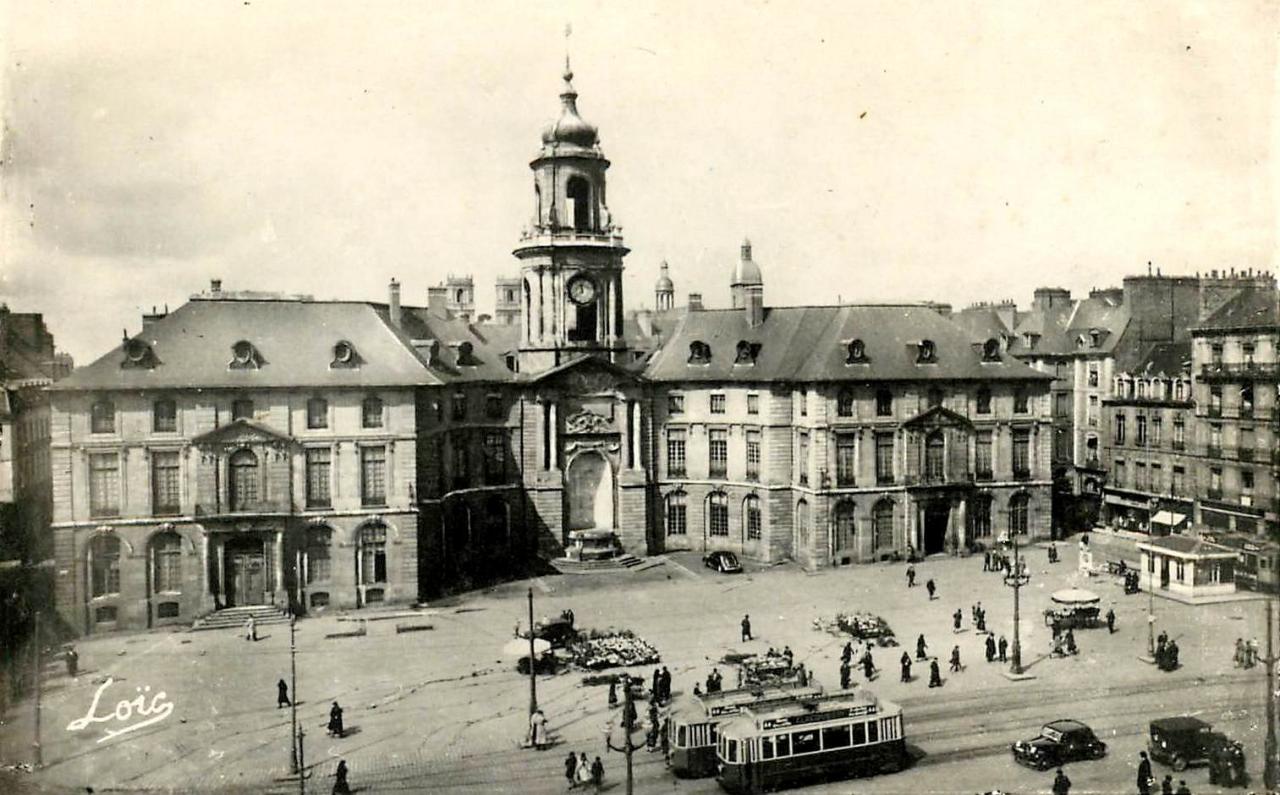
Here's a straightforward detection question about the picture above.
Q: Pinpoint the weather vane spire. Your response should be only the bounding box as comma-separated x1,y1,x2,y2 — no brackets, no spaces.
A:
563,23,574,83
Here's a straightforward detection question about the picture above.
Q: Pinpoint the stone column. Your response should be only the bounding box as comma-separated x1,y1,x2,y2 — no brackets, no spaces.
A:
549,402,559,469
631,401,641,469
274,530,284,603
215,539,225,607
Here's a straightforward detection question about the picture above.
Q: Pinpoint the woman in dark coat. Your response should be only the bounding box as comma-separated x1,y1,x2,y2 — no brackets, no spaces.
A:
332,760,351,795
328,702,345,737
899,652,912,682
928,660,942,688
916,634,928,661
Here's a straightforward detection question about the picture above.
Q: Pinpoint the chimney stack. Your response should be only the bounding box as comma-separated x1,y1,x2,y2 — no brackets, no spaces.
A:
389,278,402,328
688,293,703,312
210,278,223,294
427,286,448,317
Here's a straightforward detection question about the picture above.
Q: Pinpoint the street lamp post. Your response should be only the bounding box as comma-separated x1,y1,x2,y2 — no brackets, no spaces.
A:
1003,531,1031,675
527,587,538,715
1264,595,1277,792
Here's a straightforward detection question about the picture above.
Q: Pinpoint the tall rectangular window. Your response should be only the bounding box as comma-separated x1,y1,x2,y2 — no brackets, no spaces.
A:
91,400,115,434
1135,462,1147,490
836,435,856,486
1114,460,1127,489
363,396,385,428
306,397,328,429
1012,429,1030,477
709,428,728,478
745,430,761,481
153,399,177,433
665,492,686,536
89,453,121,518
1014,388,1029,414
1088,395,1099,426
837,390,854,418
666,428,686,477
746,394,759,415
1136,414,1147,446
875,433,895,485
975,431,993,479
305,448,332,508
1150,462,1163,493
452,392,467,421
1115,414,1126,445
1054,393,1070,418
360,446,387,507
1172,465,1185,494
799,389,808,417
668,394,684,414
708,493,729,536
797,431,809,485
1088,365,1099,387
151,451,181,516
710,394,726,414
452,434,470,489
483,431,506,485
1151,415,1162,446
1210,386,1222,415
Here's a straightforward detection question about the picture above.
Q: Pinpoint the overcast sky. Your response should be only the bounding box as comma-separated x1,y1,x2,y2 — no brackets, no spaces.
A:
2,1,1276,364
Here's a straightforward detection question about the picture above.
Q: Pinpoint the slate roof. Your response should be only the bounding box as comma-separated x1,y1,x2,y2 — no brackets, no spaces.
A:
52,299,441,391
644,304,1051,383
1196,288,1280,331
949,307,1012,345
393,306,521,384
1136,535,1236,559
1130,341,1190,377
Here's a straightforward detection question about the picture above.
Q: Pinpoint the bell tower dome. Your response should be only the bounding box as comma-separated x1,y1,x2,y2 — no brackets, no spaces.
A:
515,56,630,372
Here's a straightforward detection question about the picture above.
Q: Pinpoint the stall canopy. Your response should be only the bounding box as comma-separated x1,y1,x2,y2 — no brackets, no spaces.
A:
1151,511,1187,527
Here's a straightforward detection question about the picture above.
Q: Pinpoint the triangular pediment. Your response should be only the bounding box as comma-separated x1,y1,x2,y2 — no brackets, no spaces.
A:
525,354,643,391
191,418,295,448
903,405,974,431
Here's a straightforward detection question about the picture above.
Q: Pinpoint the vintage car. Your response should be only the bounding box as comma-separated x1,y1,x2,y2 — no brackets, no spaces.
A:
1011,720,1107,769
703,550,743,574
1149,717,1246,784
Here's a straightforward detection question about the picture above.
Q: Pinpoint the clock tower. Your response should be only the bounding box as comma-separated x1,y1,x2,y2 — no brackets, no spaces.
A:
514,57,630,373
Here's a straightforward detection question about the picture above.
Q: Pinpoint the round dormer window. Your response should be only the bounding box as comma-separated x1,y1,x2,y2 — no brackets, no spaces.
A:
919,340,936,362
847,339,866,361
333,341,354,363
125,338,149,363
983,338,1001,361
232,340,254,365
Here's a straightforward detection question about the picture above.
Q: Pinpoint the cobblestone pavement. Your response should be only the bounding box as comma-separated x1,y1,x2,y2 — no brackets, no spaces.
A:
0,541,1274,794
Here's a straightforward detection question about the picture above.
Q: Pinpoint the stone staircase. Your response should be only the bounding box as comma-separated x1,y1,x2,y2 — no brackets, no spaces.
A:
190,604,293,632
548,553,644,575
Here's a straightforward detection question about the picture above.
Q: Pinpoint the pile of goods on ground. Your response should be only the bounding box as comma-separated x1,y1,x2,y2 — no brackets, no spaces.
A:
569,629,660,670
739,651,801,685
813,611,899,646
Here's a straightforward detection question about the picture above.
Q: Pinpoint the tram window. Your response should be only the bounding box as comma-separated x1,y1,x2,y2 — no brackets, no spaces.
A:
867,720,879,743
676,726,686,746
761,737,774,760
793,731,820,755
822,725,851,749
726,740,738,763
852,722,866,745
775,734,791,757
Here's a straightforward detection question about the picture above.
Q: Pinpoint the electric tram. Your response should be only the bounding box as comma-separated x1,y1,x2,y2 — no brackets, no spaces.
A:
667,684,824,778
715,690,907,793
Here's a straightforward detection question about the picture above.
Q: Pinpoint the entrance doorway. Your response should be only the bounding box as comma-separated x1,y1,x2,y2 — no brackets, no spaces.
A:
923,503,950,555
224,536,267,607
565,451,614,537
1159,557,1170,589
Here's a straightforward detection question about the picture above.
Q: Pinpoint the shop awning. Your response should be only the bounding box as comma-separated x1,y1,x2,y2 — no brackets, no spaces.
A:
1104,493,1151,510
1151,511,1187,527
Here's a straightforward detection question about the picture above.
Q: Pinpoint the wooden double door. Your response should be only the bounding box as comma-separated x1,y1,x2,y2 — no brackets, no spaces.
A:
224,536,268,607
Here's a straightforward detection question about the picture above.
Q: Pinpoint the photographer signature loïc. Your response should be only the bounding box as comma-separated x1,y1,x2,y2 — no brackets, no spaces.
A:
66,677,174,743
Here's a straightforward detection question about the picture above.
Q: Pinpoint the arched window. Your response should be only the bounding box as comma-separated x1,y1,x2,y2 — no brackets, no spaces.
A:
982,338,1001,361
362,396,384,428
873,499,895,551
1009,492,1030,536
153,398,177,433
89,534,121,597
970,494,992,538
837,389,855,418
665,492,687,536
688,341,712,365
917,340,937,363
976,386,992,414
925,431,946,480
229,449,259,511
846,339,868,363
91,398,116,434
875,388,893,417
708,492,729,537
151,532,182,593
834,500,856,552
306,526,332,583
566,176,591,231
795,499,810,549
306,397,328,429
743,495,762,541
358,523,388,585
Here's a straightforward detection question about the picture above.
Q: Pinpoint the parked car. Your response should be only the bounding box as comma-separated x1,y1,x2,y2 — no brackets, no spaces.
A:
1149,717,1246,784
703,551,743,574
1011,720,1107,769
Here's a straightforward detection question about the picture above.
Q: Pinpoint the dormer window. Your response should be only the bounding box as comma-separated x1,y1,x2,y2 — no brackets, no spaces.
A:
1023,333,1038,350
1075,335,1087,351
1089,330,1101,348
734,340,761,365
845,339,868,364
456,341,477,366
230,340,263,370
688,341,712,365
121,338,157,369
982,338,1001,362
916,340,937,363
331,340,360,368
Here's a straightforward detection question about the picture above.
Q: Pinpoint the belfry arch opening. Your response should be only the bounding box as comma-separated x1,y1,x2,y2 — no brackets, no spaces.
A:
566,176,591,231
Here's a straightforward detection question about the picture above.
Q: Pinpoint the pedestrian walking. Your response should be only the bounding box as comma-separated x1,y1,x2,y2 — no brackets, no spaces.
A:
953,608,963,631
692,683,702,697
608,678,618,707
660,666,671,703
976,610,987,634
1106,608,1116,634
1174,780,1190,795
1137,751,1154,795
332,759,351,795
327,701,345,738
926,579,937,600
741,614,753,642
928,659,942,688
782,645,794,665
1246,637,1260,667
576,753,592,788
985,635,996,663
622,696,638,731
660,717,670,763
861,650,875,680
906,564,916,587
277,678,291,708
916,634,928,661
1160,774,1173,795
566,751,579,789
900,651,912,682
983,551,992,571
796,663,809,686
591,756,604,792
839,660,851,689
841,642,853,664
531,708,550,750
245,615,257,642
64,645,79,678
949,645,962,673
1234,638,1246,667
998,635,1008,663
1064,629,1077,655
1052,767,1071,795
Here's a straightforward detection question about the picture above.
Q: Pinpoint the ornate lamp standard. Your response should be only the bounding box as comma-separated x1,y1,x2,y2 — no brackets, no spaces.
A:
1003,531,1031,675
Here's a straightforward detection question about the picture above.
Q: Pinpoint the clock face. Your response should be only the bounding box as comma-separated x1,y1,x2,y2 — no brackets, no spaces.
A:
568,277,597,305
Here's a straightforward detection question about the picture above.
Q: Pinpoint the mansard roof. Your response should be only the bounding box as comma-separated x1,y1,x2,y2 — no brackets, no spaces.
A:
1195,288,1280,331
52,299,441,391
645,304,1051,383
391,306,522,384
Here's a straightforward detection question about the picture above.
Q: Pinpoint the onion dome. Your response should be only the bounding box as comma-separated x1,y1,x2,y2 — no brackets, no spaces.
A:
656,261,674,292
541,57,599,147
732,238,763,286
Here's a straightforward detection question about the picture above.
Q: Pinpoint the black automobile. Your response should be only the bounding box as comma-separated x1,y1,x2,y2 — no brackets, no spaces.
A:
703,550,743,574
1011,720,1107,769
1149,717,1246,784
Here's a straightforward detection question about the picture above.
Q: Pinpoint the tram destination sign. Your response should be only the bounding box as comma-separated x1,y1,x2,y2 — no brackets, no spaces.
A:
710,704,745,717
761,704,876,730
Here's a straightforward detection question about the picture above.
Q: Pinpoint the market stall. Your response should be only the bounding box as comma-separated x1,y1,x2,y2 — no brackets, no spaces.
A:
568,629,660,670
812,611,898,646
1043,588,1101,629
